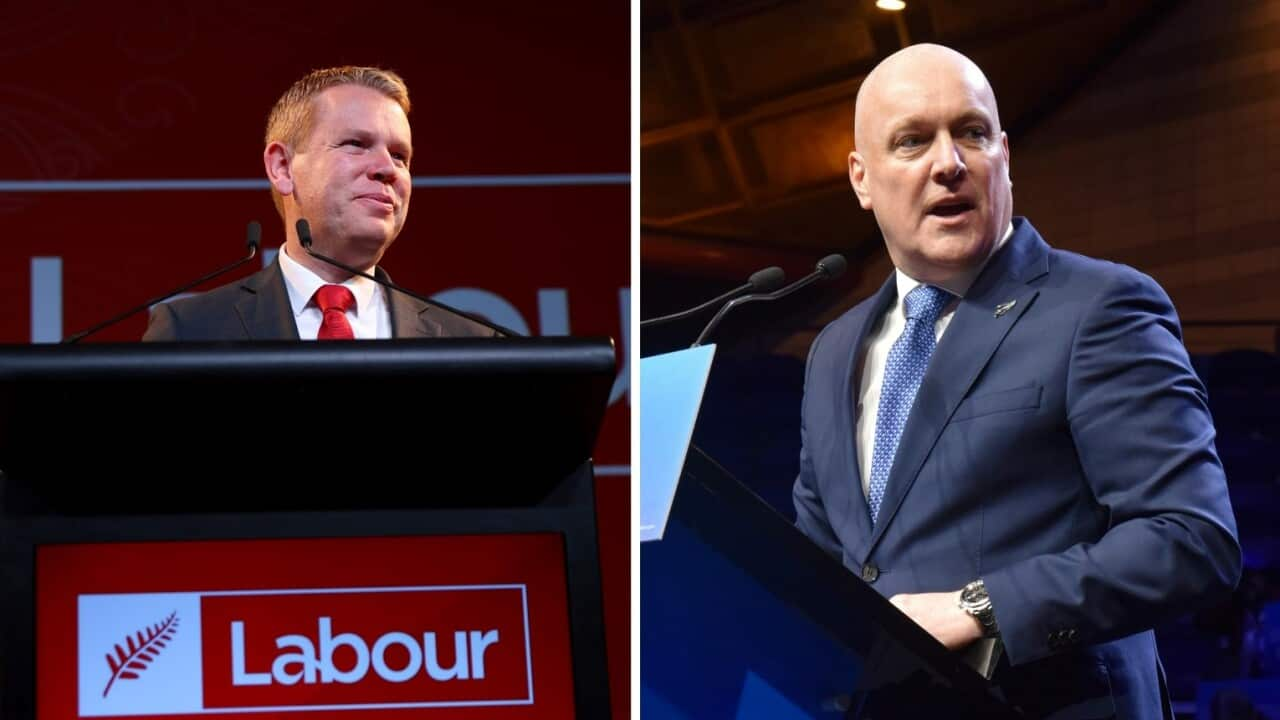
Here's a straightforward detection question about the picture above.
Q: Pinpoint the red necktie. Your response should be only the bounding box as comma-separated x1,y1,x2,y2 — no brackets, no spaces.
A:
314,284,356,340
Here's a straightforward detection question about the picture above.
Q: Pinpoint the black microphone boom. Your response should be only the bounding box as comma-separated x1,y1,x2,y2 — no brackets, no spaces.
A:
640,266,785,329
294,219,518,338
63,221,262,344
691,253,847,348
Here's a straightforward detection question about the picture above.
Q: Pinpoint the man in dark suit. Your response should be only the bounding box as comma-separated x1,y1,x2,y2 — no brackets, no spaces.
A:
792,44,1240,718
144,66,496,341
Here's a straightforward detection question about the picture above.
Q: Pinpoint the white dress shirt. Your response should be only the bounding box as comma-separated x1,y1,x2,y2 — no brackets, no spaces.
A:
277,245,392,340
855,223,1013,496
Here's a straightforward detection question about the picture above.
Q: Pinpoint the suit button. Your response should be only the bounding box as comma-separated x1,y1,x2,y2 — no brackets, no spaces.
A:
1066,629,1079,644
861,563,879,582
1047,631,1061,649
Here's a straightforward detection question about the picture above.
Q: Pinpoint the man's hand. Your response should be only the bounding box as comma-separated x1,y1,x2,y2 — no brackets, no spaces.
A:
889,590,984,650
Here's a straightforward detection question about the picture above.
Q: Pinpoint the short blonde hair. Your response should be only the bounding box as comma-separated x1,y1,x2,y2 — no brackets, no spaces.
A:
264,66,411,217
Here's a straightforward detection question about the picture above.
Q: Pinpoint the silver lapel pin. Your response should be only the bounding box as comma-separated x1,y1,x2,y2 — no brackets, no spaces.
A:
994,300,1016,318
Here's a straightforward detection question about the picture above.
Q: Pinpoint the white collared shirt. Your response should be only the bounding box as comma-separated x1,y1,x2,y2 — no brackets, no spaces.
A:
854,223,1014,496
277,245,392,340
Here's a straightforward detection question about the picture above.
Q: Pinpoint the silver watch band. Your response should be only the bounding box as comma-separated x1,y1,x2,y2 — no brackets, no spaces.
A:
959,579,999,637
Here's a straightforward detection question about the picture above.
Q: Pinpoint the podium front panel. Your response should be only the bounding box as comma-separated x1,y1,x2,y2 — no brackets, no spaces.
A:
642,520,863,718
641,447,1021,719
38,534,573,719
7,505,606,720
0,340,615,719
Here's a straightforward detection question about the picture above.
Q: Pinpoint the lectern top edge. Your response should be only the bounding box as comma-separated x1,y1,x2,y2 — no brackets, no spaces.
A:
0,336,617,380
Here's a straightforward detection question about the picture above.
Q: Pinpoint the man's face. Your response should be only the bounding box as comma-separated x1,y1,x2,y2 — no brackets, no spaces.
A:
287,84,413,268
849,53,1012,284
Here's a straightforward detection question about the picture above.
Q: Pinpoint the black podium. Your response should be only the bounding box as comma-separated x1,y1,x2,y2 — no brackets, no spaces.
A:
0,338,615,719
641,446,1021,719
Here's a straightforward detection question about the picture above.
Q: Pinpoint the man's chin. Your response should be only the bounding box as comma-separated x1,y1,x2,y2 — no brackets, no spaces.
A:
345,222,399,251
908,234,992,276
316,232,394,272
934,246,991,272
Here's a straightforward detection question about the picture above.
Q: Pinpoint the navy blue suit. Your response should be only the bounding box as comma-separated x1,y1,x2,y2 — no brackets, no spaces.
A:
794,218,1241,718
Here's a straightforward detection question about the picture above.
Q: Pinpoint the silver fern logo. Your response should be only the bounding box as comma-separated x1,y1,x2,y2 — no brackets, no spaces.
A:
101,611,179,697
79,594,204,717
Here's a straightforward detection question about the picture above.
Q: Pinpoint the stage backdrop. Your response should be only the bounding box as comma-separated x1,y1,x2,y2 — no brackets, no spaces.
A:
0,3,629,718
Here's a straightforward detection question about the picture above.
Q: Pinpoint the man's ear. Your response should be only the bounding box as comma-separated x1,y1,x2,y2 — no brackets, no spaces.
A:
849,150,873,210
1002,131,1012,185
264,141,294,196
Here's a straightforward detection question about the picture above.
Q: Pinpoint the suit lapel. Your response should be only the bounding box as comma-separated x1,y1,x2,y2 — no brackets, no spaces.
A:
866,220,1050,554
230,260,445,340
378,267,442,339
388,292,443,338
235,260,299,340
831,275,898,553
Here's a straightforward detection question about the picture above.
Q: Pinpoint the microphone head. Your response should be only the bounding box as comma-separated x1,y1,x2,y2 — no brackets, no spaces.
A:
245,221,261,252
748,266,786,292
295,218,313,249
816,254,848,279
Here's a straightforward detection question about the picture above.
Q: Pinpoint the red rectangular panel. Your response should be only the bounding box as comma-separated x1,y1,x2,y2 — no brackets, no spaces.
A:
37,534,575,719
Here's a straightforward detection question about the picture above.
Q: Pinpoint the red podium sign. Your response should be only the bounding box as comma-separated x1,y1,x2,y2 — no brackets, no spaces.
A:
37,535,575,719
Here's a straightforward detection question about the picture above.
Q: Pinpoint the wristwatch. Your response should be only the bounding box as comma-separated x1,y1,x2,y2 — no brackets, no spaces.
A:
958,579,999,637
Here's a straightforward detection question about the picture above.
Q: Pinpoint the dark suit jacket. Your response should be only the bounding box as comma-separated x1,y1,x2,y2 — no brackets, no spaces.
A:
142,259,498,341
793,217,1241,719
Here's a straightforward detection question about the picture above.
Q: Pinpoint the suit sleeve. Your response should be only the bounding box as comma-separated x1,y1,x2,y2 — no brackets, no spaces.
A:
982,266,1242,665
793,329,846,560
141,303,181,341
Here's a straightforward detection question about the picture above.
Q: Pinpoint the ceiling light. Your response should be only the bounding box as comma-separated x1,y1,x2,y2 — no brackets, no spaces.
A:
876,0,906,10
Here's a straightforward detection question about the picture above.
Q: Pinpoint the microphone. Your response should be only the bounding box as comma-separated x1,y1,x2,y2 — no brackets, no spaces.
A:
63,221,261,344
294,219,519,338
640,266,785,329
691,253,847,347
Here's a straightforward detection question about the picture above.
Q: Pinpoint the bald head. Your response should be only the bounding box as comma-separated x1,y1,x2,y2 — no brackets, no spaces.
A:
854,44,1002,151
847,43,1013,285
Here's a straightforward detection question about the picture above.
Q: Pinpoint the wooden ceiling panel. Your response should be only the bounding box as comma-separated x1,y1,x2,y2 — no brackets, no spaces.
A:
744,100,851,193
673,185,879,253
641,133,740,221
698,0,876,107
928,0,1105,44
744,187,879,252
641,28,705,131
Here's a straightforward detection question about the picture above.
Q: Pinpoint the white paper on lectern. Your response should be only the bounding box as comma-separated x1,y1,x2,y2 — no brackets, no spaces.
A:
639,344,716,542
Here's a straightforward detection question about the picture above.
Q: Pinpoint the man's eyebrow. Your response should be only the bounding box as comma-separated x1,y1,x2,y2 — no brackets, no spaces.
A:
885,116,928,137
884,110,993,137
953,110,994,126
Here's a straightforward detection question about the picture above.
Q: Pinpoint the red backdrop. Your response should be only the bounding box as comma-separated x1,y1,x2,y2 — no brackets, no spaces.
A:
0,3,629,717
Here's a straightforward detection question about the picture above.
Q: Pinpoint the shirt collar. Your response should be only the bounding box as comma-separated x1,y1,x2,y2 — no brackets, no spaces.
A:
894,221,1014,301
277,245,379,318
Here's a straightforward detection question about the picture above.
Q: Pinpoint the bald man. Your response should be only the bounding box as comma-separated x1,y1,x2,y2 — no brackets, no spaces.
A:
792,44,1239,718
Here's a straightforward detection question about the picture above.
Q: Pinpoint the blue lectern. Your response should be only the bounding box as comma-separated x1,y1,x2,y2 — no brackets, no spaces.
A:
640,348,1020,719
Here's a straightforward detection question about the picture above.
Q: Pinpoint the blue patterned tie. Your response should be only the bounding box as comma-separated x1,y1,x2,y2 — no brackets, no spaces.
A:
867,284,953,524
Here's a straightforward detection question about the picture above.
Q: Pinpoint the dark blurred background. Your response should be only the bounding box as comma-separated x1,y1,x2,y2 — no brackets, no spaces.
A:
641,0,1280,716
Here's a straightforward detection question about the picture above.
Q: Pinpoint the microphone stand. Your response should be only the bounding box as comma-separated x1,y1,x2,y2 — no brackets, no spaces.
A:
641,267,786,329
63,222,262,344
640,283,753,329
691,255,846,348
